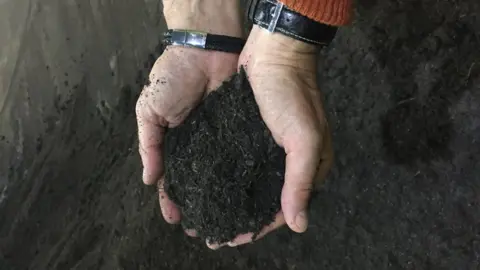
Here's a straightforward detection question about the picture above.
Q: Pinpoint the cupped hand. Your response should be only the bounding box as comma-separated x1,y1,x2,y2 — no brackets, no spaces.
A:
221,25,334,248
136,0,242,231
136,46,239,225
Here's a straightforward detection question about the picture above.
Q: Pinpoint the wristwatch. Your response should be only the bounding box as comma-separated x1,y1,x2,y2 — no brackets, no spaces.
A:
246,0,338,46
163,30,246,54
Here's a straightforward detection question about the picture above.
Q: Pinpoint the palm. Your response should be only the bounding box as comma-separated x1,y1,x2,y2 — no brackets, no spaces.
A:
248,63,332,226
146,50,207,125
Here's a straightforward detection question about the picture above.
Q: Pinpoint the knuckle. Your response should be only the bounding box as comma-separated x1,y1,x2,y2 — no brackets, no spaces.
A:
284,176,314,192
136,89,168,120
281,186,311,205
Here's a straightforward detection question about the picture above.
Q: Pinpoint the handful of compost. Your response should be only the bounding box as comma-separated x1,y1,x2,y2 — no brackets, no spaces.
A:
164,70,286,243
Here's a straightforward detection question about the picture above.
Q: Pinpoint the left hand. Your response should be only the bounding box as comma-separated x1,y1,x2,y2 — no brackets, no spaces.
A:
210,26,334,248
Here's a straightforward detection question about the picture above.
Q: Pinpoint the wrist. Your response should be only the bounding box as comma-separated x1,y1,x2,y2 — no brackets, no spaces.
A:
163,0,243,37
247,26,318,69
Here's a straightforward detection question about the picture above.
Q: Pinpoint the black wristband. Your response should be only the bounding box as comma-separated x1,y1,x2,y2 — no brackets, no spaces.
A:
247,0,338,46
163,30,246,54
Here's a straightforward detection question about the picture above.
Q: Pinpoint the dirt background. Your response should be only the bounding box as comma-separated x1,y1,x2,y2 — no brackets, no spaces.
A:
0,0,479,269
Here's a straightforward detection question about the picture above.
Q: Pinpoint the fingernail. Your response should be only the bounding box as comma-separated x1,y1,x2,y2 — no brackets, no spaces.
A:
206,239,222,250
207,244,220,250
185,229,197,237
295,211,308,232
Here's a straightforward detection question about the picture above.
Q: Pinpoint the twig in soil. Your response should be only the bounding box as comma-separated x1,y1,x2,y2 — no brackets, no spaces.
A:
396,97,416,106
466,62,476,81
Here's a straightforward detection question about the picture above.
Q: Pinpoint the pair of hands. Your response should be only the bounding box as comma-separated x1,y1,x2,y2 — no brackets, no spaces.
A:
136,2,333,248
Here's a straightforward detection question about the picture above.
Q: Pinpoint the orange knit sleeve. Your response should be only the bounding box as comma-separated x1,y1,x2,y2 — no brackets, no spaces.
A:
278,0,353,26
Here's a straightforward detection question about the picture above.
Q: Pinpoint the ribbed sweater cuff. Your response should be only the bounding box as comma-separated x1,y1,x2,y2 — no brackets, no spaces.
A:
278,0,353,26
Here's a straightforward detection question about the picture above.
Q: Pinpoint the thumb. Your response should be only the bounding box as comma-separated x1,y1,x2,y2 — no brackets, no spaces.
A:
136,92,167,186
281,140,321,233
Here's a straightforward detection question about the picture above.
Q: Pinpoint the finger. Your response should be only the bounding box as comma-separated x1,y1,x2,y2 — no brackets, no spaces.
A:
185,229,198,238
282,139,321,233
136,93,166,185
227,211,285,247
158,178,181,224
206,240,228,250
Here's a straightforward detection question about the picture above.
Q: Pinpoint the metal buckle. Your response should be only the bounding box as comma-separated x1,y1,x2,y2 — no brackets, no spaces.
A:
248,0,283,33
163,30,207,49
247,0,260,22
267,2,284,33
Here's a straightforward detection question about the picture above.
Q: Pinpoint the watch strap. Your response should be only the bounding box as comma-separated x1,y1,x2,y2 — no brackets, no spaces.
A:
163,30,246,54
247,0,338,46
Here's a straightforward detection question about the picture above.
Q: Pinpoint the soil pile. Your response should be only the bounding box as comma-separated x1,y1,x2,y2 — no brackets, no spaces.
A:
164,69,285,243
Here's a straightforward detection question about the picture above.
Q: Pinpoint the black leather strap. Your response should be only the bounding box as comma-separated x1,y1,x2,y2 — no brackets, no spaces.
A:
163,30,246,54
247,0,338,46
205,34,245,54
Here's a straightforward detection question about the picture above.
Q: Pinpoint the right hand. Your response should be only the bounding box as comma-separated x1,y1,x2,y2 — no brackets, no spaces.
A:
136,47,238,225
136,0,242,229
